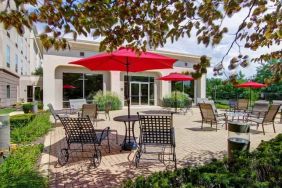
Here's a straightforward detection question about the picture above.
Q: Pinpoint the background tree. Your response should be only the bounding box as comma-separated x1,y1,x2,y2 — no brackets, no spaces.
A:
0,0,280,82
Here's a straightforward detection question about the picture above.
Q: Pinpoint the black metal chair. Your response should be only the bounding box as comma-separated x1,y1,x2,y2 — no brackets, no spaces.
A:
248,104,280,135
135,113,176,169
57,115,110,167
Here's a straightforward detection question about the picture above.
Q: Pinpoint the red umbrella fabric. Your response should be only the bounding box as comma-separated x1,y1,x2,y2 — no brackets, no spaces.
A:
236,81,265,89
158,73,194,112
70,47,176,72
235,81,266,106
63,84,76,89
69,47,177,117
158,73,194,81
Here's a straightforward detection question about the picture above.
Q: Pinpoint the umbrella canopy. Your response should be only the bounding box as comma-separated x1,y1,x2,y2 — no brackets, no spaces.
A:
236,81,266,89
70,47,176,72
69,47,177,117
158,73,194,112
158,73,194,81
63,84,76,89
235,81,266,106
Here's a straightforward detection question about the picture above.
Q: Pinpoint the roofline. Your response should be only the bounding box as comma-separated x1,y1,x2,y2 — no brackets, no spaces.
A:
41,38,205,63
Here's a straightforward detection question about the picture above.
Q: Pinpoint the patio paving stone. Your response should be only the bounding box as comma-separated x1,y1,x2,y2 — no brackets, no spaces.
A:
41,107,282,188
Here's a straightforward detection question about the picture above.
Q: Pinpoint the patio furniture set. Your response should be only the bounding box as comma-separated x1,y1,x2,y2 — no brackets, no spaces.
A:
48,102,177,169
198,99,281,135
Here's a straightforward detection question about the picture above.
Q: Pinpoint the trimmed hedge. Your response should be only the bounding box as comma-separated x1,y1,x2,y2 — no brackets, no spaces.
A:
0,144,48,187
123,134,282,187
10,113,36,129
11,112,52,144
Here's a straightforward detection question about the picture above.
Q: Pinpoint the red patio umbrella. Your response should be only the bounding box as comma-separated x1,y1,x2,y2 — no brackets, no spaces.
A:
70,47,177,117
236,81,266,105
63,84,76,89
158,73,194,112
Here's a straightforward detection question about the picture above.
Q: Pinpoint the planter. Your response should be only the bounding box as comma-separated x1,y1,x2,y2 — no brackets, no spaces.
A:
0,115,10,163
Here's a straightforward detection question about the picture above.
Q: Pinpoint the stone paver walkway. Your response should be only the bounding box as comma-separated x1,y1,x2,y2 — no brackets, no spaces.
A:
40,107,282,188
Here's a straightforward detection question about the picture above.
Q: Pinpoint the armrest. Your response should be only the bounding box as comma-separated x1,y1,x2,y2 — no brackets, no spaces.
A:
97,127,110,143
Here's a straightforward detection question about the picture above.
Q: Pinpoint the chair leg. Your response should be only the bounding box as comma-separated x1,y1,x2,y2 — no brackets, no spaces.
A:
272,122,276,133
201,120,204,129
107,134,111,153
215,122,218,132
261,123,265,135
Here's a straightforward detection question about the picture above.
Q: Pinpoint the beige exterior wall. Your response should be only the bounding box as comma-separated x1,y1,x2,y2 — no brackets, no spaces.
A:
43,41,207,110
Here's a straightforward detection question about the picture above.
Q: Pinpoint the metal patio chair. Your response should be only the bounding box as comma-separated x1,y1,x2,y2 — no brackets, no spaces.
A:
47,103,72,126
247,101,269,118
179,97,193,115
248,104,280,135
80,104,118,144
272,100,282,123
98,102,112,120
80,104,98,125
57,115,110,167
135,113,176,169
236,99,249,112
199,103,226,131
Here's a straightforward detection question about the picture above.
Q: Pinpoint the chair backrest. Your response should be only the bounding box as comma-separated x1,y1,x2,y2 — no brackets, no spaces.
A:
263,104,280,123
205,100,218,113
273,100,282,110
237,99,249,110
69,99,87,109
199,103,216,121
197,98,208,104
137,113,174,146
47,103,58,119
58,116,98,143
252,101,269,113
81,104,98,119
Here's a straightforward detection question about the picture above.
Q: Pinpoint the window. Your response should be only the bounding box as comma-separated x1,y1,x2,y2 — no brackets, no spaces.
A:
6,45,10,67
63,73,103,108
6,85,10,99
15,55,18,72
80,52,85,57
21,60,23,75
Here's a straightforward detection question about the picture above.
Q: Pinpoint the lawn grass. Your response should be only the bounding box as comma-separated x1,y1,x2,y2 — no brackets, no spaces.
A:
215,103,230,109
11,112,52,144
0,108,16,115
0,144,48,188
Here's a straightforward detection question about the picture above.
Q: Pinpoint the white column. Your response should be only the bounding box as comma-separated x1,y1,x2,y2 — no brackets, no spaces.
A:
110,71,121,98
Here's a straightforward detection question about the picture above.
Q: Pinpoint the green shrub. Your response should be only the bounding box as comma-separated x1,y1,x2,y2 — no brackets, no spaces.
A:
93,90,122,110
11,112,52,144
122,134,282,187
38,102,44,110
162,91,191,108
22,103,33,114
0,144,48,188
10,113,36,129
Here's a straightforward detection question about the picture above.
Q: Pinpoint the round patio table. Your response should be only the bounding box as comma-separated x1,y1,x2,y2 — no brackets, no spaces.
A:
113,115,139,151
225,111,246,122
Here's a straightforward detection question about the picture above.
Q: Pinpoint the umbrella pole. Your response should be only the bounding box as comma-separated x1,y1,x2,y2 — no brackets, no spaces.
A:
249,87,251,108
175,82,177,112
126,58,130,117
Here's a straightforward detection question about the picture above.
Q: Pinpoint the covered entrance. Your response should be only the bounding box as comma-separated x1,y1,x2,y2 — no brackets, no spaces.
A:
130,82,149,105
124,75,155,106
